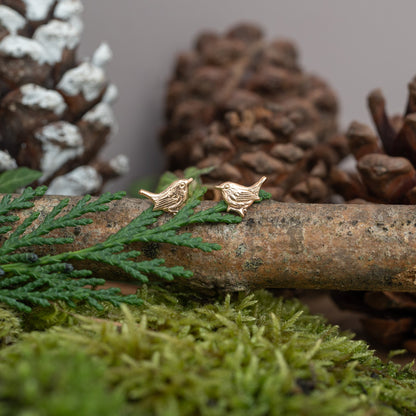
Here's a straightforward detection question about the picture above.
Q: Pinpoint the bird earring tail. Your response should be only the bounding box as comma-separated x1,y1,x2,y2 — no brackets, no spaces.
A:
139,178,193,214
215,176,267,217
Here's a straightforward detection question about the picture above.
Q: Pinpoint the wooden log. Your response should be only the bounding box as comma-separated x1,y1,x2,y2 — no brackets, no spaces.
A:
12,195,416,292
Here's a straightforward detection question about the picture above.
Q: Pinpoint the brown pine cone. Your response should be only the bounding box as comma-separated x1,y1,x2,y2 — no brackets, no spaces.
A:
331,75,416,351
0,0,128,195
161,23,346,202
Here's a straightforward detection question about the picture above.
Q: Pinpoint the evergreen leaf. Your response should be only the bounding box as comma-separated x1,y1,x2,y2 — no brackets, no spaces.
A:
155,171,179,193
0,168,42,193
259,189,272,201
0,182,265,313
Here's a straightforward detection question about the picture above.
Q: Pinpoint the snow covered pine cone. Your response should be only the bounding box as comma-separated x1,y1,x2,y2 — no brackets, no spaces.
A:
331,75,416,352
161,23,348,202
0,0,128,195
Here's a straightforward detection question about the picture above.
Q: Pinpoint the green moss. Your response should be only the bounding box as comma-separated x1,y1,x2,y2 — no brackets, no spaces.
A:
0,306,21,346
0,289,415,415
0,345,123,416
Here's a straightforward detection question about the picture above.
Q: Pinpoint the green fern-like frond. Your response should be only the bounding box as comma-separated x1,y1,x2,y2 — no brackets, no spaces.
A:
0,167,42,193
0,184,245,312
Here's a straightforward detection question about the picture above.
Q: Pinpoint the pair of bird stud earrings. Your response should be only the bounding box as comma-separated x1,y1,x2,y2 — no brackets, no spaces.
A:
139,176,267,217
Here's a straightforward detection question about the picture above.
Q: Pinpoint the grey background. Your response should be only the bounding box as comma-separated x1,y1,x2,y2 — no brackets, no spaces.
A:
79,0,415,191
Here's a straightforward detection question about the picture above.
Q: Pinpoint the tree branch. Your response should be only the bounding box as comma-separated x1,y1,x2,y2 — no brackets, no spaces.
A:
9,194,416,292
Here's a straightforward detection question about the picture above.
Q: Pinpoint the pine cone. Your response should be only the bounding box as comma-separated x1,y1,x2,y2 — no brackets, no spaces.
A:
0,0,128,195
331,76,416,351
161,23,346,202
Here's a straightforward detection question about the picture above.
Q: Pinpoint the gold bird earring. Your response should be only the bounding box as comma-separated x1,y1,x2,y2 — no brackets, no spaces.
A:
215,176,267,217
139,178,193,214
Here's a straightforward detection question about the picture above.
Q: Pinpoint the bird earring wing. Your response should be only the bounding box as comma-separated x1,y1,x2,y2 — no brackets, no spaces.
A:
232,188,262,202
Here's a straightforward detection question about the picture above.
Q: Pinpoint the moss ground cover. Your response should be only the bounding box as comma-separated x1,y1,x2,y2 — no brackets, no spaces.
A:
0,288,415,415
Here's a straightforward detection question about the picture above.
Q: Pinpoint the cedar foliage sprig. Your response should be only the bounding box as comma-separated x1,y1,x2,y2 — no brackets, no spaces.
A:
0,183,257,312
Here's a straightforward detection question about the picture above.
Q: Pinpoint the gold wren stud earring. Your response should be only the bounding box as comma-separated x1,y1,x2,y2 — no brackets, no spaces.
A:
215,176,267,217
139,178,193,214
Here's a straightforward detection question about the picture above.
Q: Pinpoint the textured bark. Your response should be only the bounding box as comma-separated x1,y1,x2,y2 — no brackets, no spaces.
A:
14,194,416,293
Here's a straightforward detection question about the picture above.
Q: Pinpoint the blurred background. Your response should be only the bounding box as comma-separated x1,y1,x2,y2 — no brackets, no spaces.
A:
79,0,416,191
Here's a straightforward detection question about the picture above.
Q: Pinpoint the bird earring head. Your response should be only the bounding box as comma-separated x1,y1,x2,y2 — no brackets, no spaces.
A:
215,183,230,190
180,178,193,187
